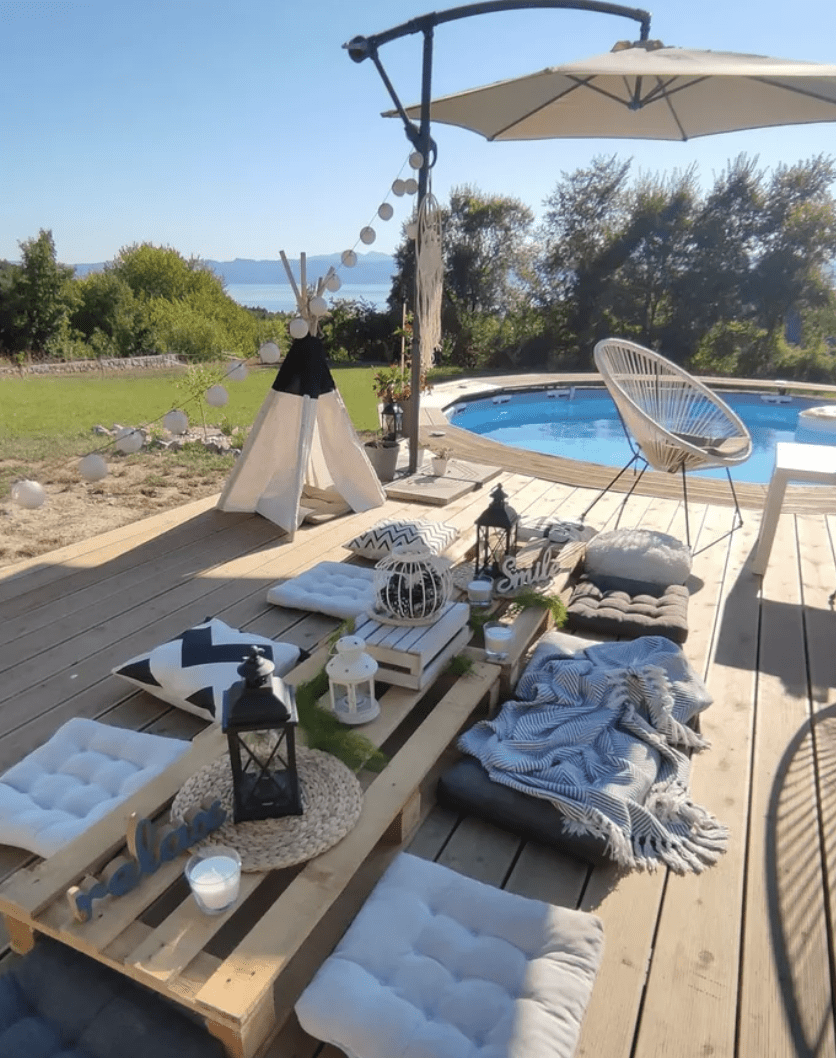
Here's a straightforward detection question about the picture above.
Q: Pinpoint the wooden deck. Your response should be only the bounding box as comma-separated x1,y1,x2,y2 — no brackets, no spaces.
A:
1,448,836,1058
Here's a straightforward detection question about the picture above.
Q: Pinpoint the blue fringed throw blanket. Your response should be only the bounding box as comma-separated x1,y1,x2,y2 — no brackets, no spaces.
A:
459,635,728,873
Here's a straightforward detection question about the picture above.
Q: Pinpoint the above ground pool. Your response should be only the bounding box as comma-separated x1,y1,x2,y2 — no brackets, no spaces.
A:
447,387,836,485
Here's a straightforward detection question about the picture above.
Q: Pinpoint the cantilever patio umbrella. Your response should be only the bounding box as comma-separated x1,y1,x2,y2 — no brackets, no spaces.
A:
349,2,836,470
396,38,836,142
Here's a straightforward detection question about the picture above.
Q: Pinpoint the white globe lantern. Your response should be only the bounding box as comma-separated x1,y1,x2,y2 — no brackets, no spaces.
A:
78,453,109,482
227,360,248,382
115,427,144,454
377,202,394,221
163,409,189,435
404,178,418,195
205,385,229,408
11,480,46,509
309,295,328,317
258,341,281,364
289,316,309,339
341,249,358,267
391,179,406,196
360,226,376,245
325,636,380,726
409,151,424,169
325,274,342,292
372,544,452,626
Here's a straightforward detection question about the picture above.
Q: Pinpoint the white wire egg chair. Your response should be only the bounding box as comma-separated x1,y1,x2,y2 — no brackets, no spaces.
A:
582,338,753,554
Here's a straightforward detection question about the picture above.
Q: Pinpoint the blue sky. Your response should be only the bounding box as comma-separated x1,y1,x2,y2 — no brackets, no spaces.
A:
2,0,834,267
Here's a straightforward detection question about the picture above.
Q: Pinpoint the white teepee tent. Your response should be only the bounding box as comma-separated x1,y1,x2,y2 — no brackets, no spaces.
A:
217,332,385,537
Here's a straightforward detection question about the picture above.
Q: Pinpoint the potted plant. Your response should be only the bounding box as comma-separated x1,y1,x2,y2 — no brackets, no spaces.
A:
364,430,400,483
372,359,432,431
431,446,452,477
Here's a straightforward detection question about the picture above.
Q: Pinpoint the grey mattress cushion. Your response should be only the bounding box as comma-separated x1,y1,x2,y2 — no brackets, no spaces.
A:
566,574,689,644
0,938,224,1058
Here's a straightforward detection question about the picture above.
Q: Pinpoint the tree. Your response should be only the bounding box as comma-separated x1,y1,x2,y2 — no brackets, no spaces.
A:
442,185,534,314
5,230,74,356
750,156,836,342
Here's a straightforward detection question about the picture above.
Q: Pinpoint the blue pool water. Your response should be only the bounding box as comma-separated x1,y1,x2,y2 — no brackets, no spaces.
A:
448,388,836,485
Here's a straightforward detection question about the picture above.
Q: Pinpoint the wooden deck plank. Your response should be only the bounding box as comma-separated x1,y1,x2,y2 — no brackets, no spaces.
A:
576,495,738,1058
738,508,836,1058
630,507,760,1058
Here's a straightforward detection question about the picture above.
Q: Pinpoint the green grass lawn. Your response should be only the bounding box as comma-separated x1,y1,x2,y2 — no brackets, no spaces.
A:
0,363,382,460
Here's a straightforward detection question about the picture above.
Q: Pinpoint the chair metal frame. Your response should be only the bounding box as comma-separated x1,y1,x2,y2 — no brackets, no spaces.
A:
581,338,753,554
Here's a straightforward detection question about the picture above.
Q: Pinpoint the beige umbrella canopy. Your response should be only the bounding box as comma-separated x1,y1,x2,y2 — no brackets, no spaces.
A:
396,39,836,141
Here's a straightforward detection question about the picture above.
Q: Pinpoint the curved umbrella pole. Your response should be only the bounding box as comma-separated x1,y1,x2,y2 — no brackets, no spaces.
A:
345,0,652,472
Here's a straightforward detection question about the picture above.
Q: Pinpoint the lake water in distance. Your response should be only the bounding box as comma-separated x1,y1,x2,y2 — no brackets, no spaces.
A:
227,283,391,313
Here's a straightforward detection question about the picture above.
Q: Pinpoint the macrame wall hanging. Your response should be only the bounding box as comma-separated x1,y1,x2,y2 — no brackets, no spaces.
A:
415,183,443,373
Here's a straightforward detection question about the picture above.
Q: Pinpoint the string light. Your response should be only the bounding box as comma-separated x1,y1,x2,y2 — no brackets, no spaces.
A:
10,151,422,512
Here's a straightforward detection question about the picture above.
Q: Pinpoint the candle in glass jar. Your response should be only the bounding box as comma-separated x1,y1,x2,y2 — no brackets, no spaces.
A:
484,624,514,659
186,847,241,914
467,579,492,606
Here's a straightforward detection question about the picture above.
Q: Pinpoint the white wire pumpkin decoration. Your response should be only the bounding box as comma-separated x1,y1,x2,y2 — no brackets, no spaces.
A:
372,544,452,626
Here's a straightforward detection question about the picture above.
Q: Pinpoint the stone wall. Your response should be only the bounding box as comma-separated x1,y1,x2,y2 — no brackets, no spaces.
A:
0,354,184,377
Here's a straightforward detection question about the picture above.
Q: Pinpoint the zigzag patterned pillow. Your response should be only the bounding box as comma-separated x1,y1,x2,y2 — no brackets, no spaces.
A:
345,519,459,560
111,617,304,723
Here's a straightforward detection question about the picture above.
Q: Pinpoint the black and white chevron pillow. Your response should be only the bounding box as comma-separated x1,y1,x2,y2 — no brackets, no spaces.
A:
111,617,305,723
345,519,459,560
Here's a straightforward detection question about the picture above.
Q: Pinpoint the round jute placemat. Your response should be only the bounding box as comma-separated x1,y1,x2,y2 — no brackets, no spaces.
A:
170,747,363,872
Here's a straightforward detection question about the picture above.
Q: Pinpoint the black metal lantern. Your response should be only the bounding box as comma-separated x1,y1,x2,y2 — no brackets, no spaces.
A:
381,400,404,441
474,482,519,580
222,647,302,823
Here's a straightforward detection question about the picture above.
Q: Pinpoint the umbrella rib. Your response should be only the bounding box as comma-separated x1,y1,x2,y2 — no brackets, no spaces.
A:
488,77,591,139
753,76,836,108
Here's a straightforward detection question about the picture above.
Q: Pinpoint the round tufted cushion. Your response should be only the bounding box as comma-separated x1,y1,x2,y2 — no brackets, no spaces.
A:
266,561,376,619
567,576,689,644
296,852,604,1058
584,528,691,589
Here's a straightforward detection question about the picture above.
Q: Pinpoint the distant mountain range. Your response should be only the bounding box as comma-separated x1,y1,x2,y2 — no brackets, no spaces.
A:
73,252,397,285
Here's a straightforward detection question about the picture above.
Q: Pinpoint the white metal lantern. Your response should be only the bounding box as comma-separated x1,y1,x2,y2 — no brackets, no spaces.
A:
326,636,380,726
373,544,452,626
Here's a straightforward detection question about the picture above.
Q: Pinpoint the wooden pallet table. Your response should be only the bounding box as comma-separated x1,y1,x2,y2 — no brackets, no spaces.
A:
0,652,501,1058
354,601,472,690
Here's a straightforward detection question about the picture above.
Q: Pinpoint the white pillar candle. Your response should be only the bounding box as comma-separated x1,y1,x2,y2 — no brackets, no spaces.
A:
484,625,514,659
186,848,241,914
467,580,492,606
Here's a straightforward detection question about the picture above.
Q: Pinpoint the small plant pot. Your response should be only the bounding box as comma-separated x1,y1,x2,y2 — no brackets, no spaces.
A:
432,457,449,477
365,441,400,483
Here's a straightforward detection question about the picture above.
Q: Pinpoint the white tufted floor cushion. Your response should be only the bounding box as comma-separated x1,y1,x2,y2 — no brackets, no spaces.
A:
267,561,376,619
295,852,604,1058
0,718,189,857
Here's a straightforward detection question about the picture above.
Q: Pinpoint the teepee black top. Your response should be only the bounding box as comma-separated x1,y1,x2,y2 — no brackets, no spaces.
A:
272,335,336,399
